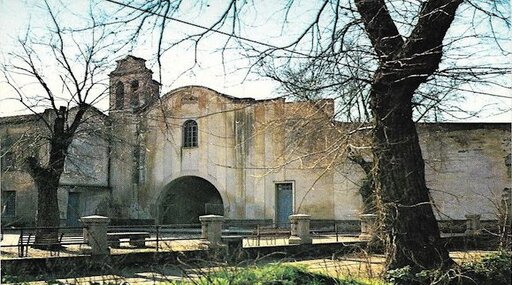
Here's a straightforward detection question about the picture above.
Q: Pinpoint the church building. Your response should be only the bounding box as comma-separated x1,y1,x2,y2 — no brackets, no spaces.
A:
1,55,510,229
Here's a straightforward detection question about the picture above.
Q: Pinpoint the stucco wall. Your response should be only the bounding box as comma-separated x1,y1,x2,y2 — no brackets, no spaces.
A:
0,108,110,226
3,75,509,227
419,123,510,220
108,84,511,224
109,86,343,223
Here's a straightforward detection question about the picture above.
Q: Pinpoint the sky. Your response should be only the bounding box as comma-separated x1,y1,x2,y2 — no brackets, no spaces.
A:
0,0,510,122
0,0,281,116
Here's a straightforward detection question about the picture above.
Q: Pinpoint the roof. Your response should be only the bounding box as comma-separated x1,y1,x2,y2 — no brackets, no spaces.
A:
417,122,511,131
116,55,147,63
0,113,41,125
109,55,155,77
153,85,283,107
0,105,107,126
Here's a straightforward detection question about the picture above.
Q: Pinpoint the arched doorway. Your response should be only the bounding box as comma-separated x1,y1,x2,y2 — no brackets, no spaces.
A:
159,176,224,224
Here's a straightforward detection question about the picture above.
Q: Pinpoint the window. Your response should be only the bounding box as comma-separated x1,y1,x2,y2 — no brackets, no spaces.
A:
2,191,16,217
115,81,124,109
130,80,139,107
1,151,16,171
1,136,16,171
183,120,198,148
506,154,511,178
130,80,139,91
131,93,139,107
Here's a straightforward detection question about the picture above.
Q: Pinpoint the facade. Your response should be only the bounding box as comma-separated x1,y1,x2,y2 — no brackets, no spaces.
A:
1,55,510,228
1,108,110,226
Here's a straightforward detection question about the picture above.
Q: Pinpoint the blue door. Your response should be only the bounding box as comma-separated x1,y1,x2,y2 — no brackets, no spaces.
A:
276,183,293,228
67,192,80,227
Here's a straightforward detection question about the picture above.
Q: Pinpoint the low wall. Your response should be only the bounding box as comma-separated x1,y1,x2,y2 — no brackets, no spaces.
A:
225,219,273,228
109,219,155,226
438,219,500,234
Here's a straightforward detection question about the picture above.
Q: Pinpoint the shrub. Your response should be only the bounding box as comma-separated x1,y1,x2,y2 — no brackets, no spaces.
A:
459,251,511,285
189,264,376,285
386,251,511,285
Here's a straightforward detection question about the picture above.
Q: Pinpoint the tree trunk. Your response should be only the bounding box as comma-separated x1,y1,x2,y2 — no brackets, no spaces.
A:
354,0,463,271
371,82,452,270
34,174,61,246
26,107,74,245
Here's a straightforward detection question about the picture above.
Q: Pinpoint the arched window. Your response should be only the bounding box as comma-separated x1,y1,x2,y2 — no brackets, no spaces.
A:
130,80,139,91
183,120,198,147
115,81,124,109
130,80,139,107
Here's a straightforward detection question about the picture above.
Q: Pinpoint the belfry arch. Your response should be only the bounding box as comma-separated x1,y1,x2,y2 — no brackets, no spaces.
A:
159,176,224,224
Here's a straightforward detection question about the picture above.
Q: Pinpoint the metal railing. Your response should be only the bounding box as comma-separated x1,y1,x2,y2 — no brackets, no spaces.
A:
1,226,87,257
107,223,203,251
1,221,360,258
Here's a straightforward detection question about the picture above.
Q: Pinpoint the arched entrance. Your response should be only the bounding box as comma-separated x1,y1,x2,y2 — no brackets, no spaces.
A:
159,176,224,224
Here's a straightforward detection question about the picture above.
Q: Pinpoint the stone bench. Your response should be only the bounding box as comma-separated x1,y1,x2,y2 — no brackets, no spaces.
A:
107,232,150,248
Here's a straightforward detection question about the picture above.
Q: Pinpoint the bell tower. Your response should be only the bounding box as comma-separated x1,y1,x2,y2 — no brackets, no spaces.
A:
109,55,160,111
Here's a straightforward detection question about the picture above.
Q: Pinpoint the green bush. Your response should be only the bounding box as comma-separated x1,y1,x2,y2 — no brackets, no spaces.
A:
187,264,376,285
459,251,511,285
386,251,511,285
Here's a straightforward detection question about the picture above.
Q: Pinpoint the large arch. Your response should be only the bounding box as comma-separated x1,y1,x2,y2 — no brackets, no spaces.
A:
159,176,224,224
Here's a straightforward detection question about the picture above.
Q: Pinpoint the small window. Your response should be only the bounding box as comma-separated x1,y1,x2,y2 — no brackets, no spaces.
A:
130,80,139,107
130,80,139,91
1,137,16,171
506,154,511,178
132,145,140,184
1,151,16,171
2,191,16,217
115,81,124,109
183,120,198,148
131,93,139,107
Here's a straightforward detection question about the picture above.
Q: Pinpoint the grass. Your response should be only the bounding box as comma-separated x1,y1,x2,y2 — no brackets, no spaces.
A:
173,264,387,285
1,251,504,284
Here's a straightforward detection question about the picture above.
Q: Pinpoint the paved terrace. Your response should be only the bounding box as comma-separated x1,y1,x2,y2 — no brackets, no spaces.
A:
0,232,363,259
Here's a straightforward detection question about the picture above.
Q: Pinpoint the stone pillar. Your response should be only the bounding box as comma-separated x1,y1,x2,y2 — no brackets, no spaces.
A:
289,214,312,245
359,214,377,240
222,235,244,259
199,215,224,248
81,215,110,255
465,214,481,235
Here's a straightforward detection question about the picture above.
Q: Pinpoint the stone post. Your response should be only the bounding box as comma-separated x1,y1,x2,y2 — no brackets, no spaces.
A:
465,214,481,235
80,215,110,255
289,214,312,245
359,214,377,240
199,215,224,248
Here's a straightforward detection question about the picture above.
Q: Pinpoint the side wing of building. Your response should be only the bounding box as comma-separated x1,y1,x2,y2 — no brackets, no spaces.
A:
0,108,110,226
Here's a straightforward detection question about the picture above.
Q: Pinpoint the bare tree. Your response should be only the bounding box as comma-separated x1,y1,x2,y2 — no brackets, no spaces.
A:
2,1,115,244
105,0,510,271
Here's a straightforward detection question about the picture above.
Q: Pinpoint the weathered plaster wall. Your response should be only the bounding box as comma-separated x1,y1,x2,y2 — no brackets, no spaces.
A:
0,108,110,226
333,162,366,220
419,123,510,220
0,115,41,224
114,86,344,223
4,55,509,227
111,83,511,225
